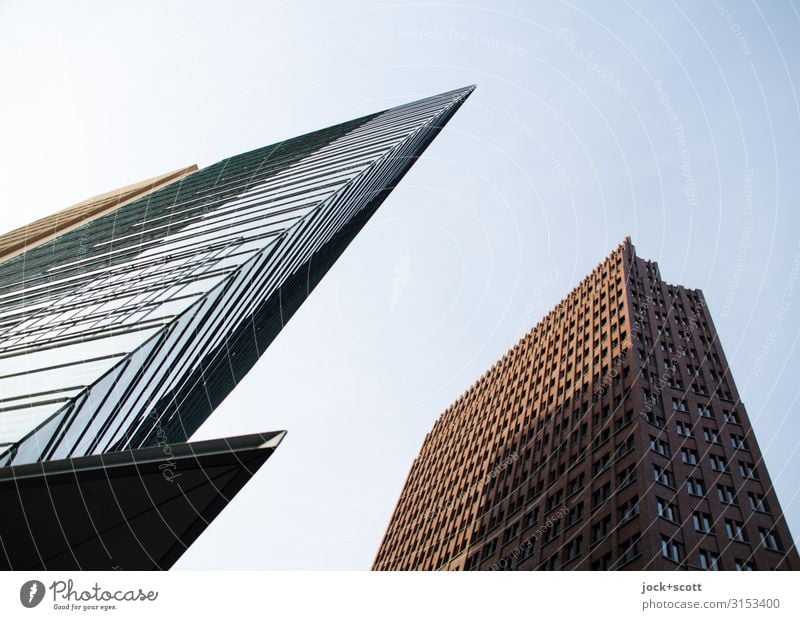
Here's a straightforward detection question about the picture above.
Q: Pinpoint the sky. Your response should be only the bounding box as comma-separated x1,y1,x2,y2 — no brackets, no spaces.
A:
1,0,799,569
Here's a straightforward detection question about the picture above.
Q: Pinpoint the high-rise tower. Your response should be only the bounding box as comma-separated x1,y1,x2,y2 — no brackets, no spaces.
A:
374,238,798,571
0,85,474,569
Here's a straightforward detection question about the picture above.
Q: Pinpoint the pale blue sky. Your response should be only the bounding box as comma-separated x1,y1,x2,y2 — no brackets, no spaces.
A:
1,0,799,569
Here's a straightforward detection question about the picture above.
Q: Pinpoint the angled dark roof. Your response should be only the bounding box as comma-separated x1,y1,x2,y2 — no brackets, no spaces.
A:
0,431,285,570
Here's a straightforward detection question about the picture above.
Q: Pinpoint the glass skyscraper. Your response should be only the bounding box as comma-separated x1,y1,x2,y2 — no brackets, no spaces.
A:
0,85,474,569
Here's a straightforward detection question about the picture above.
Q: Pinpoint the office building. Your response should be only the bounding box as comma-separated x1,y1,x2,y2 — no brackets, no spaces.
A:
374,238,798,571
0,85,474,568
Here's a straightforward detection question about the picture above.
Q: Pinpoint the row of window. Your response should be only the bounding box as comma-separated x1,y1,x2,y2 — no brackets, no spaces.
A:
655,498,781,548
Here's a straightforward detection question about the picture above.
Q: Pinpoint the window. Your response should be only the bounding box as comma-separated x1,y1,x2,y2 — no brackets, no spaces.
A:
644,410,666,429
702,428,720,444
488,508,505,530
698,550,720,571
657,498,678,522
697,404,712,418
546,490,564,512
693,512,712,533
709,455,728,472
619,496,640,523
686,478,706,497
661,536,681,563
542,553,560,571
748,493,769,514
673,399,687,412
731,434,749,450
591,553,612,571
592,516,612,543
680,448,699,465
676,421,692,437
617,434,635,456
717,485,736,504
615,409,634,432
502,522,520,543
735,559,755,571
523,507,539,529
650,436,670,457
566,502,584,528
482,538,497,559
723,410,741,424
759,528,780,551
592,483,612,508
592,453,611,475
738,461,758,479
568,473,585,496
618,464,636,489
653,465,672,487
542,520,562,543
725,519,747,542
619,534,641,565
563,535,583,563
520,539,535,562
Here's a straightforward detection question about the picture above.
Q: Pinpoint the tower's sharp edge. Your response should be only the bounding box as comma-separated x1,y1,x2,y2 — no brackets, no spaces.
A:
0,85,474,466
0,86,473,570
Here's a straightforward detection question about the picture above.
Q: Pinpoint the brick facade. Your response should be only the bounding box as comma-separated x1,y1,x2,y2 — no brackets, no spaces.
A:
373,238,798,571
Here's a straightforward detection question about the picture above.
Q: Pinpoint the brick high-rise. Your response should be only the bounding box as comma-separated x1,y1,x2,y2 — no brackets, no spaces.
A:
373,238,798,571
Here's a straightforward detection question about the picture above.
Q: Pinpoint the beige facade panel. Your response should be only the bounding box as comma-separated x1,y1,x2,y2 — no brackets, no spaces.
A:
0,165,198,263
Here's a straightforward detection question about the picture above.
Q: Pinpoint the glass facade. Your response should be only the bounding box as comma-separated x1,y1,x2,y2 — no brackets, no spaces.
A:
0,85,474,466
